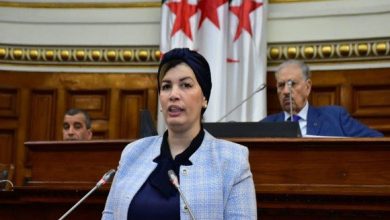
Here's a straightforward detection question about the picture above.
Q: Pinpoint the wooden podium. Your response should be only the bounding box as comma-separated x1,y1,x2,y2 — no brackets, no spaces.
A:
0,138,390,219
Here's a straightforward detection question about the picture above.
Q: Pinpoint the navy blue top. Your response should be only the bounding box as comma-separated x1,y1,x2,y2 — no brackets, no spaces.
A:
127,129,205,219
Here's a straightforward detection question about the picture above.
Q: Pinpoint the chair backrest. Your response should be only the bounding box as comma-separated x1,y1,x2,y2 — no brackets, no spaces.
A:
139,109,158,138
0,163,15,191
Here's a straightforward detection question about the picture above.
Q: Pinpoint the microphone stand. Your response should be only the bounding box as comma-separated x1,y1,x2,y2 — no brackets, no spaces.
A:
175,183,195,220
168,170,196,220
58,169,115,220
58,185,100,220
217,84,266,122
287,80,293,122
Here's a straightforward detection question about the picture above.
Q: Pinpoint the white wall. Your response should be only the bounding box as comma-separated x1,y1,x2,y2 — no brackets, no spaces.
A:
1,0,390,45
0,5,161,45
268,0,390,42
0,0,389,72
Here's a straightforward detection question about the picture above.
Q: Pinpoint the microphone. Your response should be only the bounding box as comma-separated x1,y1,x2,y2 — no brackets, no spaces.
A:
287,80,294,122
0,179,14,190
217,83,267,122
167,170,196,220
58,169,116,220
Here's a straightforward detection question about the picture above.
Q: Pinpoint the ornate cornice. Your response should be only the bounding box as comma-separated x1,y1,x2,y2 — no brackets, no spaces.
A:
0,38,389,67
268,38,390,66
0,45,161,66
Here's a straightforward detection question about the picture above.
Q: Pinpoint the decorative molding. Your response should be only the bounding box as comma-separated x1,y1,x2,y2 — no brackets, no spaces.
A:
0,45,161,66
268,38,390,66
1,38,389,67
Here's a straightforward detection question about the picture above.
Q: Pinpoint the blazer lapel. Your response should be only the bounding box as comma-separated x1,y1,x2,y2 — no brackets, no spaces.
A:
125,139,160,201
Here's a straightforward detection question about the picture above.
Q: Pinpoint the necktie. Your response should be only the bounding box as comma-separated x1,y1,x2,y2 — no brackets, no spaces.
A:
287,115,301,122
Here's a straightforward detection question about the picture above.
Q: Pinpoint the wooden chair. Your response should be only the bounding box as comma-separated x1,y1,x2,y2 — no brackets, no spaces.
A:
0,163,15,191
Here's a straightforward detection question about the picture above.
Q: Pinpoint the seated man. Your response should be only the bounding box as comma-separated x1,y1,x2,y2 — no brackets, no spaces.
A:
63,108,93,140
262,60,383,137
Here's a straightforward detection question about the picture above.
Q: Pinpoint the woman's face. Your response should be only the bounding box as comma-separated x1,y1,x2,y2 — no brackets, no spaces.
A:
159,63,207,133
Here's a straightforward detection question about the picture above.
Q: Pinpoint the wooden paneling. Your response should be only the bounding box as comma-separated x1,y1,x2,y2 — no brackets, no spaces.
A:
0,71,158,185
25,141,123,186
353,86,390,116
67,89,110,119
1,187,389,219
25,138,390,191
67,89,111,139
29,90,57,141
310,86,340,106
119,90,148,139
243,139,390,189
0,130,15,164
0,188,107,220
0,88,19,118
1,67,390,185
0,87,18,166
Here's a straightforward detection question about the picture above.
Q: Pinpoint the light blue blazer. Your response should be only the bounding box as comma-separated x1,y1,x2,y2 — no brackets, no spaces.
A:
102,131,257,220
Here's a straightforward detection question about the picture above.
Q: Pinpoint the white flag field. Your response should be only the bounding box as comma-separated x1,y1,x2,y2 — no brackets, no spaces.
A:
159,0,267,133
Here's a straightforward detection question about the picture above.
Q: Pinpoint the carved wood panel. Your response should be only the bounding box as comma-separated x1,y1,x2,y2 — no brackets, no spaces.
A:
0,88,19,118
66,89,111,139
0,130,15,164
352,85,390,116
310,86,340,106
28,90,57,141
119,90,148,139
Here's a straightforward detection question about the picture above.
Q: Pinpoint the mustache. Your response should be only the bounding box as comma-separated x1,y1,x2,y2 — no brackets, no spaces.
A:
283,95,293,102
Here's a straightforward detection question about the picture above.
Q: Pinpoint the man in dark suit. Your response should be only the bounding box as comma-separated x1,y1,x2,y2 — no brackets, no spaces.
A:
262,60,383,137
63,108,93,140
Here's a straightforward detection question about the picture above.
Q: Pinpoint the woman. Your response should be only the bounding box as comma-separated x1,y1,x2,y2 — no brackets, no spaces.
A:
102,48,257,219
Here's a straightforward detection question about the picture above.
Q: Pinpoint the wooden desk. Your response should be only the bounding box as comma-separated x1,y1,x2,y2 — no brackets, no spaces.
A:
24,140,128,187
234,137,390,219
18,138,390,219
0,186,108,220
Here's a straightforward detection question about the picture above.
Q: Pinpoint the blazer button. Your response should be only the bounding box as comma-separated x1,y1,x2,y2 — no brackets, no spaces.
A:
182,168,188,176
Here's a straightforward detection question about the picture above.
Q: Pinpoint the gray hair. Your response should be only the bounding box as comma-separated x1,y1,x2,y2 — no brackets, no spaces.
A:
275,60,311,80
65,108,92,129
